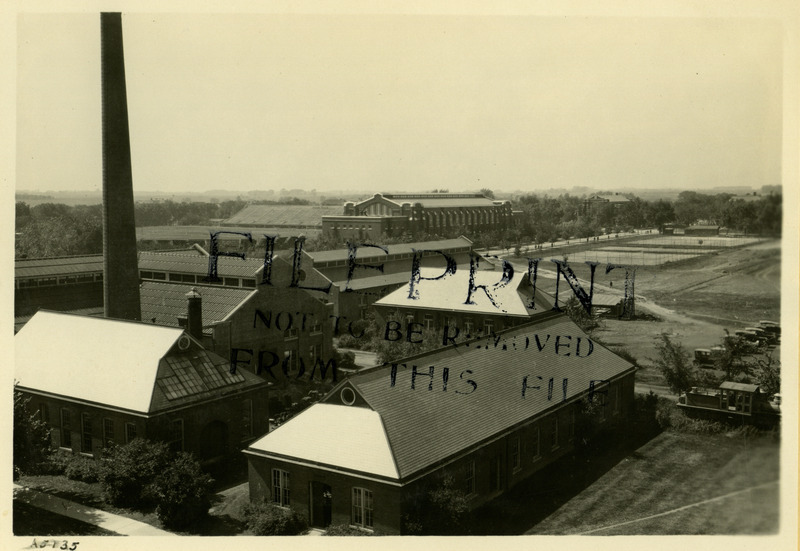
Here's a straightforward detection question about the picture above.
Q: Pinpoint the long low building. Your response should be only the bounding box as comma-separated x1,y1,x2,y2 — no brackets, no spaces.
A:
244,313,636,534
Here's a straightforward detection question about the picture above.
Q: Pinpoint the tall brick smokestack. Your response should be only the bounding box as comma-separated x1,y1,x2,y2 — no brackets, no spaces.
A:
101,12,141,321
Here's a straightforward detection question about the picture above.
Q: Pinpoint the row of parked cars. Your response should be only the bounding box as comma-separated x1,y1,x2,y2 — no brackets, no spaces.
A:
693,320,780,367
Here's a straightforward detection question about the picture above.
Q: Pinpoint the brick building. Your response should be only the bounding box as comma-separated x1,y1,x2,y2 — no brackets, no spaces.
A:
245,313,636,533
373,265,554,338
322,193,514,241
299,237,483,323
15,311,271,463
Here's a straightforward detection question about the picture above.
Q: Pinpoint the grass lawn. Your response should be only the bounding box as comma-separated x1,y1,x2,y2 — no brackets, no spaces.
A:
13,501,119,536
17,475,163,530
527,430,779,535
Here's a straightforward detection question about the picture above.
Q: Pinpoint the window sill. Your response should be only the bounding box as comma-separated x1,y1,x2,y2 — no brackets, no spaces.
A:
58,447,73,452
512,466,522,474
533,455,541,462
79,452,94,458
551,445,560,451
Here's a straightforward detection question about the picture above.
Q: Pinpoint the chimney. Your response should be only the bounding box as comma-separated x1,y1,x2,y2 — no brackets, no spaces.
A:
185,288,203,340
101,12,141,321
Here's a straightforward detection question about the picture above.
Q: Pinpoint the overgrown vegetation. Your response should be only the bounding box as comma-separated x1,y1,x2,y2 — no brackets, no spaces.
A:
402,475,471,535
323,524,378,536
242,501,308,535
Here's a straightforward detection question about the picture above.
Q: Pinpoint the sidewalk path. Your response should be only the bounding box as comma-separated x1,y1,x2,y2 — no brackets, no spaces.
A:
13,484,174,536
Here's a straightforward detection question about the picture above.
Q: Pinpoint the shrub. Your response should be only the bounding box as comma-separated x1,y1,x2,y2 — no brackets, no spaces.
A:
243,501,308,535
64,454,100,483
13,389,52,477
152,452,214,530
324,524,376,536
98,439,171,508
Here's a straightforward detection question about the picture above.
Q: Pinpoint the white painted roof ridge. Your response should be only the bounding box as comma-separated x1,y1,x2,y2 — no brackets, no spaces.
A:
248,403,399,480
375,267,534,316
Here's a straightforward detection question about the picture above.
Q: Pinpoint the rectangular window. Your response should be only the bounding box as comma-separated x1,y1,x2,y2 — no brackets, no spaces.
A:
352,487,373,529
464,318,474,335
60,408,72,449
309,344,322,365
533,427,541,460
139,271,153,279
242,399,253,439
569,410,576,441
423,314,434,331
169,273,182,282
272,469,290,507
152,272,166,280
285,328,298,340
511,437,521,472
489,456,502,492
81,413,93,454
551,417,559,450
103,418,115,448
169,419,184,453
242,278,256,288
284,350,298,372
483,319,494,335
125,422,137,444
224,277,240,287
311,322,323,334
38,403,50,424
465,460,475,495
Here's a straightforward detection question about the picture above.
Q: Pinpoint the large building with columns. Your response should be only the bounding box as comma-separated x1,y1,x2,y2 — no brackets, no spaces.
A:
322,193,514,241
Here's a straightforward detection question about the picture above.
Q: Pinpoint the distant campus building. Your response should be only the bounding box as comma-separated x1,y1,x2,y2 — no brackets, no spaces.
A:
322,193,514,241
245,313,636,534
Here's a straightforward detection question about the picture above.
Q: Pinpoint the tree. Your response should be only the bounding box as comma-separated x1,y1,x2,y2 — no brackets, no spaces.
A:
403,474,470,535
152,452,214,530
563,296,599,332
479,188,495,199
13,388,52,478
650,334,696,395
99,439,171,508
756,351,780,397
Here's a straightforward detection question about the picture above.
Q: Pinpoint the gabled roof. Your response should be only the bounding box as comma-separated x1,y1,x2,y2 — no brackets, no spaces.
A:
374,267,551,317
15,311,267,414
247,403,399,480
140,281,257,328
341,315,634,479
263,315,635,481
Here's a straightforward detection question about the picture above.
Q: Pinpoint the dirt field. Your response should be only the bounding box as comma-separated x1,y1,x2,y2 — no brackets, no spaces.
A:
509,238,782,395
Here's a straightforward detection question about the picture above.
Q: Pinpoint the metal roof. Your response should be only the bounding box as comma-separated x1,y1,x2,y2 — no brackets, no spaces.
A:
16,255,103,278
248,403,399,480
139,282,257,327
223,205,341,227
719,381,760,393
306,237,473,264
139,251,264,278
136,225,316,241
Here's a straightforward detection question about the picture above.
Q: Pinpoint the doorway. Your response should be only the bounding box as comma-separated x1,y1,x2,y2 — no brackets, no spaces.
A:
309,482,332,528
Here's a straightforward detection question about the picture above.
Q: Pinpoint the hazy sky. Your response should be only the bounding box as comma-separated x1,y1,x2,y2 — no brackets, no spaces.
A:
16,11,784,194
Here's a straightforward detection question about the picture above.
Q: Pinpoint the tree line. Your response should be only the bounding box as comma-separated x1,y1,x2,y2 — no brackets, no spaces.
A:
15,189,781,259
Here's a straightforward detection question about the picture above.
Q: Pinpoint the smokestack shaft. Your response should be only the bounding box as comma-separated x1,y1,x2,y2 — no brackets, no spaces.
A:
101,12,141,321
